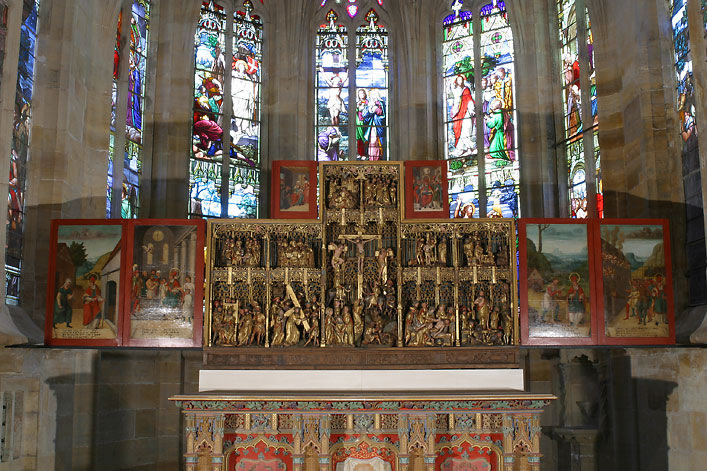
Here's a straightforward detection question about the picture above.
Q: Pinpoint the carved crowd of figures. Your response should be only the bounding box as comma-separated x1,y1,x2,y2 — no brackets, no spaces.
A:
211,299,267,347
363,175,397,207
324,278,398,347
276,238,315,268
222,236,261,267
404,283,513,347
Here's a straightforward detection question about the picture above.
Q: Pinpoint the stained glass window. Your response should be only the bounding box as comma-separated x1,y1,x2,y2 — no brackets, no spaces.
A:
445,0,519,218
671,0,707,303
557,0,602,218
107,11,122,217
107,0,151,219
5,0,40,304
316,7,389,161
190,0,261,218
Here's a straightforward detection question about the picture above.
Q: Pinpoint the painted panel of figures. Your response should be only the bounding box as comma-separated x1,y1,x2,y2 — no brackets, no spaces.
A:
46,219,204,347
411,166,444,212
520,222,594,344
272,161,318,219
47,223,123,344
598,223,673,343
128,225,200,341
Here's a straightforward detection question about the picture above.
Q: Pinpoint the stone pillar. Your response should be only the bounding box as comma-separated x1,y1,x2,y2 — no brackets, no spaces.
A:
211,414,225,471
319,415,330,471
528,415,543,471
553,428,599,471
292,414,303,471
184,413,197,471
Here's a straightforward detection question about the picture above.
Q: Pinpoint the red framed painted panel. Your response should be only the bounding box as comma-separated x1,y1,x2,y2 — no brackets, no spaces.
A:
519,219,599,345
121,219,205,347
271,160,319,219
45,219,126,347
595,219,675,345
404,160,449,219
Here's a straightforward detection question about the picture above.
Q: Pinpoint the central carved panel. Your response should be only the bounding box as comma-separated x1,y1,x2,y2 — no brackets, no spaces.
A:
204,162,518,361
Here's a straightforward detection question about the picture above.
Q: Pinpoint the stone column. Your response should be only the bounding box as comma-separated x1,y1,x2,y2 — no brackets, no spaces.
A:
292,414,303,471
424,414,436,471
553,428,599,471
319,415,330,471
211,414,225,471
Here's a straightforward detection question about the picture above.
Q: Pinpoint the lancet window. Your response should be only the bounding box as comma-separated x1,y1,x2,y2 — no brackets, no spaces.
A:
444,0,520,219
316,4,389,161
556,0,602,218
190,0,262,218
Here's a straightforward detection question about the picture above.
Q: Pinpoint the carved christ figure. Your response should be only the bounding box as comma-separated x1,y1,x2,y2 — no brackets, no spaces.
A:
339,233,380,273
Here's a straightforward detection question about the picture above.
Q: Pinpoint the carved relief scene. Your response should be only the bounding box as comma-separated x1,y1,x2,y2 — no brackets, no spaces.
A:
206,162,518,349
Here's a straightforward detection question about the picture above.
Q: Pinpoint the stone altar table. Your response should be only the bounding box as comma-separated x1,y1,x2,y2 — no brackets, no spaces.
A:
171,392,555,471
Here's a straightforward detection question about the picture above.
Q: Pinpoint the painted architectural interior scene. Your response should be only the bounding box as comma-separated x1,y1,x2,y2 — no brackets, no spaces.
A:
128,225,200,340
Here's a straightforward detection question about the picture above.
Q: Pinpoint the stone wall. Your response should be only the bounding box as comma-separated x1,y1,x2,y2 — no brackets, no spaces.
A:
0,348,201,471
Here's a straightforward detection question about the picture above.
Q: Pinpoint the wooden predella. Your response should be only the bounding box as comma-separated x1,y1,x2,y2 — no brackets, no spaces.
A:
204,162,519,368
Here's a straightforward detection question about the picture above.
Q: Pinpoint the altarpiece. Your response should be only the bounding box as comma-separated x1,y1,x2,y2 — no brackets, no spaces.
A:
205,162,518,361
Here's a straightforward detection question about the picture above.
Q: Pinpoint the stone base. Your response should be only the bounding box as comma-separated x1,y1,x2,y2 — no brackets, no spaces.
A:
203,346,520,369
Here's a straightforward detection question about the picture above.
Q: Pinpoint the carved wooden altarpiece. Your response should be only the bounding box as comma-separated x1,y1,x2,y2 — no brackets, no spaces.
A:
204,162,519,368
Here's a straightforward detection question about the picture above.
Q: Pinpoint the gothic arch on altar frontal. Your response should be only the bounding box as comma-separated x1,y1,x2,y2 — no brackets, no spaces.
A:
331,439,398,471
224,437,294,471
435,433,504,471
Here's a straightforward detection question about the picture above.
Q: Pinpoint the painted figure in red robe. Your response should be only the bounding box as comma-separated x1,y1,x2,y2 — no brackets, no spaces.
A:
83,274,104,326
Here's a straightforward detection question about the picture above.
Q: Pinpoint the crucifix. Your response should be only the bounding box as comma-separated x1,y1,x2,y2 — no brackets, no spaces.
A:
339,231,381,299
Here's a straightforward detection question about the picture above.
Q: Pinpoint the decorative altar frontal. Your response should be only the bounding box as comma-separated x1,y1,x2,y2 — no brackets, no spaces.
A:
172,393,555,471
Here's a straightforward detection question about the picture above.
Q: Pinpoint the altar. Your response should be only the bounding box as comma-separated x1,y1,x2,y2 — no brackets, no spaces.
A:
171,392,555,471
173,162,555,470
